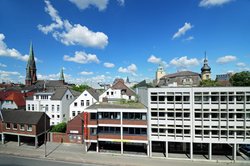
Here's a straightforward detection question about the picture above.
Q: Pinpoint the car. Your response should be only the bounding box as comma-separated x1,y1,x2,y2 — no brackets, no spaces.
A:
240,144,250,156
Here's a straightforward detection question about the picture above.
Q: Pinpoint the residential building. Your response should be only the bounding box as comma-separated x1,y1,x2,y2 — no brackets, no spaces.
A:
26,87,76,125
216,72,233,86
99,79,136,102
69,88,100,120
83,102,148,154
138,87,250,161
0,110,50,148
1,92,25,110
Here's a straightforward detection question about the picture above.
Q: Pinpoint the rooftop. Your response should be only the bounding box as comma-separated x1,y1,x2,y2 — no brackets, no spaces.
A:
86,101,146,109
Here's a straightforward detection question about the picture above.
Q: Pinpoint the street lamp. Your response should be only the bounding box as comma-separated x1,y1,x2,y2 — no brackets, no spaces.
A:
39,102,47,157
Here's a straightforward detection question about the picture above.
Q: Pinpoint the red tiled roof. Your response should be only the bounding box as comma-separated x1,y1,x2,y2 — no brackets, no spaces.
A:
4,92,26,107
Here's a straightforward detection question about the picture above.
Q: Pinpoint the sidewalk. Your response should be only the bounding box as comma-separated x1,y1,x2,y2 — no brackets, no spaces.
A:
0,142,249,166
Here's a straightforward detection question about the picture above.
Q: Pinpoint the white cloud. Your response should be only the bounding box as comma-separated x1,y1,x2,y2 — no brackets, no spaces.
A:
117,0,125,6
0,33,30,61
79,71,94,75
170,56,199,68
63,51,100,64
172,22,193,39
0,70,20,76
147,55,168,68
118,64,137,76
216,55,236,64
199,0,233,7
58,24,108,48
236,62,246,67
0,63,7,67
147,55,161,64
183,36,194,41
37,72,71,80
38,0,108,48
104,62,115,68
69,0,109,11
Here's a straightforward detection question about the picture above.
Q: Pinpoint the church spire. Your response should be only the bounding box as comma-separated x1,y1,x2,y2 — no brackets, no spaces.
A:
25,42,37,85
201,51,211,80
59,68,65,83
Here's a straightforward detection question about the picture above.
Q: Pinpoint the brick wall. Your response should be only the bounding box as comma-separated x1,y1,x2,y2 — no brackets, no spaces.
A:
49,132,83,144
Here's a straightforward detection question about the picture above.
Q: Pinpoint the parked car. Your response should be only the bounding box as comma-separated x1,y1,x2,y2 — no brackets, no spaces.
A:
240,144,250,156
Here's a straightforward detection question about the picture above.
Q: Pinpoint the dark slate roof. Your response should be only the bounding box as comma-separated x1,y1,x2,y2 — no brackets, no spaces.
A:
34,80,65,88
50,88,68,100
69,89,81,97
111,81,136,96
161,71,200,78
0,110,48,125
86,88,100,101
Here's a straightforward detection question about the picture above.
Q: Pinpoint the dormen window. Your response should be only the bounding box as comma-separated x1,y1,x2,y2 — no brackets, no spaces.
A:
86,100,90,106
13,123,17,130
74,102,77,107
6,123,10,129
20,124,25,131
27,125,32,131
81,100,84,106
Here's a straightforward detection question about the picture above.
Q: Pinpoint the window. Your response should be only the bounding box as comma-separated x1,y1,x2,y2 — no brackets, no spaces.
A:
28,104,30,110
90,128,97,135
86,100,90,106
90,113,97,120
36,95,39,99
111,91,114,95
66,95,68,99
74,102,77,107
52,115,55,118
57,105,60,112
32,104,34,111
72,111,75,117
81,100,84,106
27,125,32,131
45,105,48,111
77,111,80,115
52,105,54,112
57,115,60,119
6,123,10,129
13,123,17,130
20,124,25,131
107,92,109,95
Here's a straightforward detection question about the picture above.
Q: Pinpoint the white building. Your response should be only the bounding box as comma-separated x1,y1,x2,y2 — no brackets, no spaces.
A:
69,88,99,120
26,88,76,125
99,79,136,102
138,87,250,161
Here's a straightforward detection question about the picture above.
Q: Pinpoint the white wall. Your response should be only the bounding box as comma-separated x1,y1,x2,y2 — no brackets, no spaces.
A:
69,90,97,119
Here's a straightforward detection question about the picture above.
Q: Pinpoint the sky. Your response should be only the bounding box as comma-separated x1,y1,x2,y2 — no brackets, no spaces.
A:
0,0,250,84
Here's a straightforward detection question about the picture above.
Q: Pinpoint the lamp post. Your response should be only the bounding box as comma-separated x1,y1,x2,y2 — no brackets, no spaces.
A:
39,101,47,157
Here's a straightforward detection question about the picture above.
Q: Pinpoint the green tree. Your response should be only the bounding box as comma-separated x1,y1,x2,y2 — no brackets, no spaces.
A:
230,71,250,86
50,122,67,133
200,79,221,87
71,84,90,92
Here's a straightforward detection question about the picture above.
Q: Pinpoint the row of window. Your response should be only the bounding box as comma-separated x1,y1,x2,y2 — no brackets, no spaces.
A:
72,111,81,117
90,112,147,120
5,123,32,132
90,127,147,135
74,100,90,107
27,104,60,112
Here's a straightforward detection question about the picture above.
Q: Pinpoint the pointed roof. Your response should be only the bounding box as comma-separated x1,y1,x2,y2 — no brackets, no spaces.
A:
27,42,36,69
59,68,65,81
201,52,211,72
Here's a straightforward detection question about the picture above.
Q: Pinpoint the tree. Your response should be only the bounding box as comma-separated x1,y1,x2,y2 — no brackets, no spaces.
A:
71,84,90,92
50,122,67,133
230,71,250,86
200,79,221,87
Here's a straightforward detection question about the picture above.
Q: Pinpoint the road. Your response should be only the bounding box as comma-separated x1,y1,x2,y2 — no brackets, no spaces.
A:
0,154,99,166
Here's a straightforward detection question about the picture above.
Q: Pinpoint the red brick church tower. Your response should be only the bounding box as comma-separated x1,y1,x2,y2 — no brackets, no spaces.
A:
25,43,37,86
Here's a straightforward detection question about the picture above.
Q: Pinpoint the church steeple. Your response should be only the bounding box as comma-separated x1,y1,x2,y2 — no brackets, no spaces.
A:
59,68,65,84
201,51,211,80
25,42,37,85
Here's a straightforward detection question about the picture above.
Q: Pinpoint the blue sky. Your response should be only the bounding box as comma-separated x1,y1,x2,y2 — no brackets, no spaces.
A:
0,0,249,84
